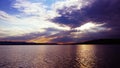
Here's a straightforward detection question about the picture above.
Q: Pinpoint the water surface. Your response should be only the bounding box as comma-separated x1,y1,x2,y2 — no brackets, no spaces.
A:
0,45,120,68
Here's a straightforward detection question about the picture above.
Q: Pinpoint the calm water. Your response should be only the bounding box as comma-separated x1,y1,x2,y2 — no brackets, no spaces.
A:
0,45,120,68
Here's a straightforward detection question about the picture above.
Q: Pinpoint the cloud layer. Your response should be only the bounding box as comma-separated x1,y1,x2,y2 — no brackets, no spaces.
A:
50,0,120,41
0,0,120,43
52,0,120,29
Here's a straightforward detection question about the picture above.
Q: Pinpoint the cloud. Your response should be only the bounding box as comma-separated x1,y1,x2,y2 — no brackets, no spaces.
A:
52,0,92,11
13,0,47,16
51,0,120,28
50,0,120,39
12,0,60,19
75,22,111,33
0,32,48,41
0,0,120,43
28,36,57,43
0,0,72,38
0,11,46,37
50,0,93,27
0,11,20,23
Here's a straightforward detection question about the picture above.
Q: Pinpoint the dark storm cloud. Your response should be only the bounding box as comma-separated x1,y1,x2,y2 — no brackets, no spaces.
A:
51,6,88,28
51,0,120,29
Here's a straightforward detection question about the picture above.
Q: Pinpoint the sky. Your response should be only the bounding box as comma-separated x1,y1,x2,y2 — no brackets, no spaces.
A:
0,0,120,43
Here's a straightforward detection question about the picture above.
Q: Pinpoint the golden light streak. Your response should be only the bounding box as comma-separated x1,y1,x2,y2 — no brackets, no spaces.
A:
27,36,57,43
76,45,96,68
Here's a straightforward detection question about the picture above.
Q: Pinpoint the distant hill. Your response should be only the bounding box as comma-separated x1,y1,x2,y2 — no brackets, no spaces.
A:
0,41,58,45
0,39,120,45
0,41,36,45
80,39,120,44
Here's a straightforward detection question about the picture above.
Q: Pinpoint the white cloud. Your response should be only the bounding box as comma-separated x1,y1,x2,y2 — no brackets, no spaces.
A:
71,22,111,38
13,0,47,16
0,27,35,37
51,0,92,12
75,22,111,33
0,11,20,23
0,0,75,38
0,9,70,38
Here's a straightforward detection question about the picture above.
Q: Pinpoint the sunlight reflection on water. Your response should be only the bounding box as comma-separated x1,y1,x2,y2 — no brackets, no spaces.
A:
77,45,96,68
0,45,119,68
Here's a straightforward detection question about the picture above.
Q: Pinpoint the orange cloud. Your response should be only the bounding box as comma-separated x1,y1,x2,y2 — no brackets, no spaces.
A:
27,36,57,43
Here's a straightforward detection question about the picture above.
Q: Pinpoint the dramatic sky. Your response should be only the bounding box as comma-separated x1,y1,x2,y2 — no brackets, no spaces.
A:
0,0,120,43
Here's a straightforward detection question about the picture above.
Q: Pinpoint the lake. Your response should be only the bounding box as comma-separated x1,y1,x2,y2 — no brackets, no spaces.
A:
0,44,120,68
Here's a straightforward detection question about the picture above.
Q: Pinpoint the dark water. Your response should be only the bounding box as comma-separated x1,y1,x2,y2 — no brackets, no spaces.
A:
0,45,120,68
